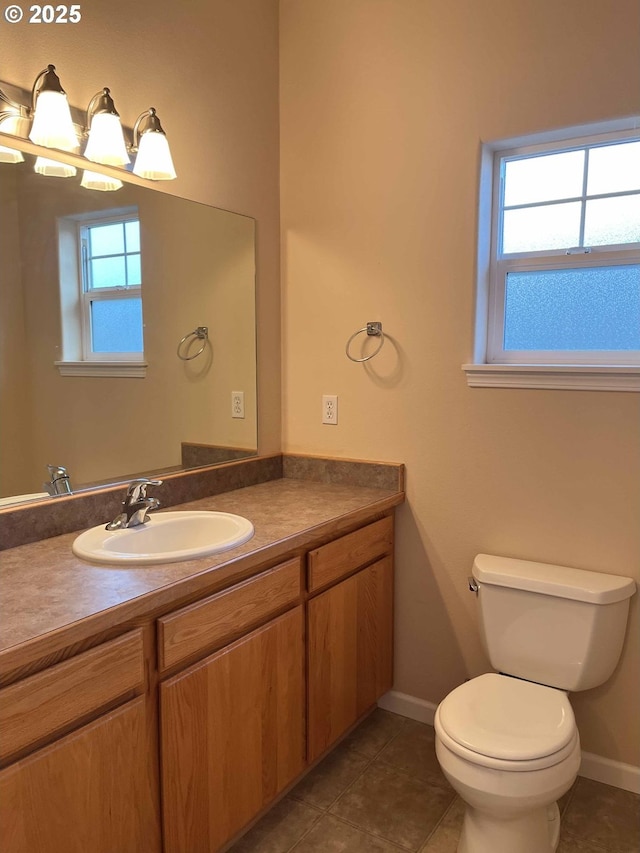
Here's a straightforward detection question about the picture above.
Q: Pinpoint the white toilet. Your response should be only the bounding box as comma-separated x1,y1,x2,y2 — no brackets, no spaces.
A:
434,554,636,853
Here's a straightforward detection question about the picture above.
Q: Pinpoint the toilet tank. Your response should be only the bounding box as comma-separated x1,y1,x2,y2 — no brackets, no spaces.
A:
472,554,636,691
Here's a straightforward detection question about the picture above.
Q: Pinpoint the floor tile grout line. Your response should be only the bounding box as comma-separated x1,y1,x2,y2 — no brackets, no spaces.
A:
419,795,461,849
368,750,455,795
559,781,578,819
287,744,379,813
284,805,326,853
291,715,411,815
317,810,418,852
559,827,628,853
374,753,454,793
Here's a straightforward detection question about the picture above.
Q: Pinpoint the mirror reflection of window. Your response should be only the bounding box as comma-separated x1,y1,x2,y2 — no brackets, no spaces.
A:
80,214,144,357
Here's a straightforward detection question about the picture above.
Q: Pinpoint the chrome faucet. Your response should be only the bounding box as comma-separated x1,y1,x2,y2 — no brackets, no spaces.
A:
106,478,163,530
44,464,73,496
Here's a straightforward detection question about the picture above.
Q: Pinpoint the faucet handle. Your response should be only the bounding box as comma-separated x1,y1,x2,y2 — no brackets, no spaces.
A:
125,478,163,502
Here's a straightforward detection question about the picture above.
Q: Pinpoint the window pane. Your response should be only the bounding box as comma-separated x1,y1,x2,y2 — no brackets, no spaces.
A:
89,222,124,257
90,256,127,288
126,253,142,286
504,266,640,351
125,220,140,252
91,298,144,353
584,194,640,246
587,141,640,196
504,151,584,206
502,202,581,253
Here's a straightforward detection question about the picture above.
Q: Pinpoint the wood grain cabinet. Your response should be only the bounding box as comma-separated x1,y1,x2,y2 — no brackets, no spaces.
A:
0,632,160,853
307,519,394,763
161,606,305,853
0,513,395,853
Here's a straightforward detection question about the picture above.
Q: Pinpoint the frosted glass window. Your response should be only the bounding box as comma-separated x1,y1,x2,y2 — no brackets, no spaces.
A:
587,141,640,196
504,266,640,351
91,298,143,353
485,129,640,369
78,212,144,358
584,195,640,246
502,202,581,253
504,151,584,206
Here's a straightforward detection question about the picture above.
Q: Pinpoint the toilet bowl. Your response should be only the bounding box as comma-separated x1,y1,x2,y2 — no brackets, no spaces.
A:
433,554,636,853
434,674,581,853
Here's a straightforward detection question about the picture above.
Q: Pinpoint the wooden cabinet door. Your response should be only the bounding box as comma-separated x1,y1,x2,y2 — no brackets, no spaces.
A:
0,697,161,853
307,556,393,763
161,606,305,853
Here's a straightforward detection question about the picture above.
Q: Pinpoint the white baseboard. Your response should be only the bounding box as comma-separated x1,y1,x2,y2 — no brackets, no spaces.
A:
377,689,437,726
377,689,640,794
579,751,640,795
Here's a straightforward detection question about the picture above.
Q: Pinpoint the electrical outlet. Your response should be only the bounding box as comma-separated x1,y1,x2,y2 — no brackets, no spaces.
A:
322,394,338,425
231,391,245,419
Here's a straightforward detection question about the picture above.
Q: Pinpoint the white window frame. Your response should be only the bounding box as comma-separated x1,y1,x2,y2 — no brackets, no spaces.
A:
55,207,147,378
79,213,143,363
464,119,640,392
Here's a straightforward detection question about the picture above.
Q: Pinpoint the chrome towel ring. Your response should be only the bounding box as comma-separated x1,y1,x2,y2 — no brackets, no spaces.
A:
346,321,385,362
177,326,209,361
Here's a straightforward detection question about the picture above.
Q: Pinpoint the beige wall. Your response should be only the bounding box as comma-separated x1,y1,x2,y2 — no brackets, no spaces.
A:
3,0,281,456
0,169,33,494
280,0,640,765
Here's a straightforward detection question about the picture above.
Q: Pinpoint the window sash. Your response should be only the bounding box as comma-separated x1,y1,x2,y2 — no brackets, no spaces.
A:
80,287,144,362
487,255,640,365
77,217,144,362
486,130,640,366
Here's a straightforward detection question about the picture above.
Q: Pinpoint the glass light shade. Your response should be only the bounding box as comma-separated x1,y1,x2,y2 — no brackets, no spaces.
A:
133,131,176,180
29,90,79,151
0,146,24,163
84,112,130,166
34,156,76,178
80,170,123,192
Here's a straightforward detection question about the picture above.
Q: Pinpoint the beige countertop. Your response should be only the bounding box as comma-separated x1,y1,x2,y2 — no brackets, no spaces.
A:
0,477,404,678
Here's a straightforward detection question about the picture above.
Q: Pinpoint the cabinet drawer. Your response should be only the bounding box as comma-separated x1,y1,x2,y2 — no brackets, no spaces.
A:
0,629,144,762
307,516,393,593
158,558,302,672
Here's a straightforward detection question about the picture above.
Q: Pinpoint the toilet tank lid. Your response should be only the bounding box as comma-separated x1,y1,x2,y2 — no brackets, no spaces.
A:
472,554,636,604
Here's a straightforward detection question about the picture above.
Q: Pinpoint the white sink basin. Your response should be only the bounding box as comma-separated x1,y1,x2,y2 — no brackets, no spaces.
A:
72,511,254,565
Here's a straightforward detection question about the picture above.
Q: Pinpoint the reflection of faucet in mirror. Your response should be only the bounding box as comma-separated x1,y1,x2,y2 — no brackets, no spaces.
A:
44,465,73,496
106,478,163,531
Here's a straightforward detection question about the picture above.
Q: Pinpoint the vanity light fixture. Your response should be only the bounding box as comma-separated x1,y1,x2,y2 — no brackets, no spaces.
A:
28,65,79,152
0,89,28,162
84,88,130,167
0,64,178,185
131,108,177,180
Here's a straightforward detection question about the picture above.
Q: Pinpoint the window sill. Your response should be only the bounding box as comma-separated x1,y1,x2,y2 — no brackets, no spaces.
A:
462,364,640,392
55,361,147,378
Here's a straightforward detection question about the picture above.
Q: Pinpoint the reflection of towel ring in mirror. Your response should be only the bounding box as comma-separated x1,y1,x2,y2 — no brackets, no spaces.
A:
177,326,209,361
346,322,385,362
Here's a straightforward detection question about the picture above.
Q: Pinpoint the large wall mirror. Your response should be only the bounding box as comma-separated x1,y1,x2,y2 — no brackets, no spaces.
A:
0,137,257,508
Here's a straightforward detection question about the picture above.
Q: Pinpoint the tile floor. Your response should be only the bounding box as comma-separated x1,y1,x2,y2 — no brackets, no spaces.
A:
229,709,640,853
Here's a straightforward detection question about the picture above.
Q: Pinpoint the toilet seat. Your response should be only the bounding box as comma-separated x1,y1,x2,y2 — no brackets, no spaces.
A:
435,673,577,772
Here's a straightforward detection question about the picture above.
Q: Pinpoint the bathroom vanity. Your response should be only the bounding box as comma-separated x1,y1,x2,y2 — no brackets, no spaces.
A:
0,459,403,852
